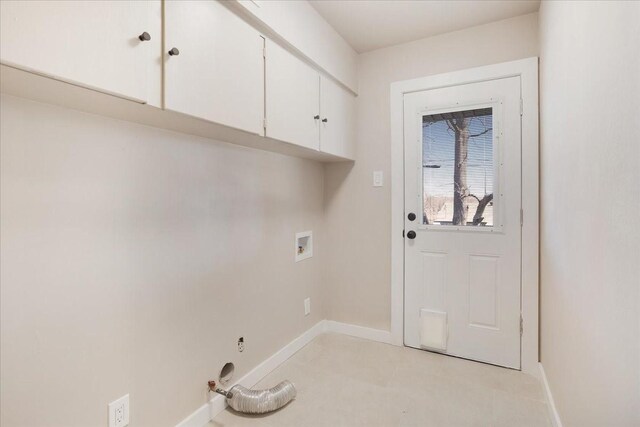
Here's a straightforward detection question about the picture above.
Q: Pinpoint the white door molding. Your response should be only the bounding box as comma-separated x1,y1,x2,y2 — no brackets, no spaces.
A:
389,58,539,376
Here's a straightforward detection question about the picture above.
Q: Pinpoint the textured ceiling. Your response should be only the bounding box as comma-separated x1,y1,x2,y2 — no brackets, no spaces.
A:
309,0,540,53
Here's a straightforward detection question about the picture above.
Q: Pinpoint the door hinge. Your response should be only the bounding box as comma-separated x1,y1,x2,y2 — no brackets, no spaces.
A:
520,209,523,226
520,316,523,336
263,118,267,129
520,98,523,116
263,45,266,58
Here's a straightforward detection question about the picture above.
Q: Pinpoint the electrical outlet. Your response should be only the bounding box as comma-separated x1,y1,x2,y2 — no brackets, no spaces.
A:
304,298,311,316
108,394,129,427
237,337,245,352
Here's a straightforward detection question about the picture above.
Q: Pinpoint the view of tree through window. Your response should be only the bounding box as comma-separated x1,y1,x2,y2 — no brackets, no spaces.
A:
422,107,494,226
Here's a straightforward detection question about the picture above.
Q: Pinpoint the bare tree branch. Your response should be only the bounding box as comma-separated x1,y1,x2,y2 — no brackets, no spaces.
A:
445,119,459,134
468,193,494,225
469,128,492,138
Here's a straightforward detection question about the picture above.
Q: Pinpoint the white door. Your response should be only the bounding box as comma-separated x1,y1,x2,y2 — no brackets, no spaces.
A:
265,39,320,150
319,75,356,160
403,77,522,369
0,0,154,102
164,0,264,135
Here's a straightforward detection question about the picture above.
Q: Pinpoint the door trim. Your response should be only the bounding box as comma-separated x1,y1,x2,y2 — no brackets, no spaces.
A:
390,58,539,376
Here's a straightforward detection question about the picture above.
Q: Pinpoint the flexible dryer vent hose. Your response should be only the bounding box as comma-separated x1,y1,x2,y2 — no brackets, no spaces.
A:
208,380,297,414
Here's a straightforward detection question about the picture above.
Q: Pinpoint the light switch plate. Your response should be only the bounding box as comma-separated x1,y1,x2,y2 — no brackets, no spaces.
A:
373,171,384,187
108,394,130,427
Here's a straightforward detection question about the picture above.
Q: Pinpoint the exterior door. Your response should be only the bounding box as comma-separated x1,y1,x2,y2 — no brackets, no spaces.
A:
403,77,522,369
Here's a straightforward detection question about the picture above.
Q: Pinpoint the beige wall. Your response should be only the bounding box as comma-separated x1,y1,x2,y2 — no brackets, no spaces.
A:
324,13,539,330
0,95,326,427
539,2,640,426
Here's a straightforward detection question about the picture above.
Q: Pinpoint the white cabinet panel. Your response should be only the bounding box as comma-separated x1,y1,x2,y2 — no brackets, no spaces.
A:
0,0,154,102
320,76,356,160
164,0,264,135
235,0,359,93
265,39,320,150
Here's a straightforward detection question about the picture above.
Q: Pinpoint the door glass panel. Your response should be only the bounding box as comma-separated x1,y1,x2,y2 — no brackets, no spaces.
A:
422,107,494,227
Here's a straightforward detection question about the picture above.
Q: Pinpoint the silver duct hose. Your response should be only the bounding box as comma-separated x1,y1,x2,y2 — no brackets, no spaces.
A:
208,380,297,414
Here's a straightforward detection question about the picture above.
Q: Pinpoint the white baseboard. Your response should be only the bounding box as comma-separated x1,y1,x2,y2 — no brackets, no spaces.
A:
176,320,328,427
539,363,563,427
175,320,394,427
325,320,395,345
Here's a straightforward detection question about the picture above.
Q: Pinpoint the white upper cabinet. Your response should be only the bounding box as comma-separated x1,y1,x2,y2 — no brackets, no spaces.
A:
320,76,356,160
0,0,155,103
265,39,320,151
0,0,355,161
264,40,355,158
235,0,358,94
164,1,264,136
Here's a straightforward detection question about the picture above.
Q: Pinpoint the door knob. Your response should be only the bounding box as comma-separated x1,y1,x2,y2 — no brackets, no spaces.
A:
314,115,320,120
138,32,151,41
168,47,180,56
406,230,417,239
408,212,416,221
321,118,328,123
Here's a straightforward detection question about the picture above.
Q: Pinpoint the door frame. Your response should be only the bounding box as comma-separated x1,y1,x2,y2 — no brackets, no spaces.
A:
389,58,539,376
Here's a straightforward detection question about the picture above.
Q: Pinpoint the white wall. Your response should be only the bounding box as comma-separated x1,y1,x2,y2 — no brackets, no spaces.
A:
324,13,539,330
538,2,640,426
0,95,326,427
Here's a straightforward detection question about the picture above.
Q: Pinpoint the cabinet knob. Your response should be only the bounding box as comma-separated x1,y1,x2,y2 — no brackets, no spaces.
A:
314,115,320,120
138,32,151,42
321,118,328,123
168,47,180,56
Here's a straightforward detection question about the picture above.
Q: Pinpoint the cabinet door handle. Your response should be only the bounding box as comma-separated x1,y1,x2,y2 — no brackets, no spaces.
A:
138,32,151,42
168,47,180,56
321,118,328,123
314,115,320,120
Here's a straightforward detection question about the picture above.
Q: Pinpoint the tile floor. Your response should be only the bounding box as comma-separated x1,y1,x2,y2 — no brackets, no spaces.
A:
210,333,551,427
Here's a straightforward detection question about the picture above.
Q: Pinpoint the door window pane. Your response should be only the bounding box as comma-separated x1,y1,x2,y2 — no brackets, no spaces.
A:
422,107,494,227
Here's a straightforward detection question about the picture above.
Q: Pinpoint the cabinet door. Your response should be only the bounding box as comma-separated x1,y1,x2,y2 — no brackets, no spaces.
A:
164,1,264,136
0,1,153,102
265,39,320,150
320,76,356,160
